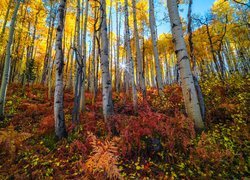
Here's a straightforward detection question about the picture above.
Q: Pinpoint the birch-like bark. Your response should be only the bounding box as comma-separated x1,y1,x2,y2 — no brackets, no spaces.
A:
167,0,205,131
187,0,206,121
125,0,138,112
80,0,89,112
72,0,83,123
100,0,113,122
0,0,21,118
132,0,146,99
54,0,67,139
108,1,113,85
48,38,55,99
149,0,164,95
115,1,121,92
90,6,97,105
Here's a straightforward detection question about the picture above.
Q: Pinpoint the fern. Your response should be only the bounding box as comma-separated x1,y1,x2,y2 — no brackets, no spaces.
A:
0,125,32,159
83,132,122,180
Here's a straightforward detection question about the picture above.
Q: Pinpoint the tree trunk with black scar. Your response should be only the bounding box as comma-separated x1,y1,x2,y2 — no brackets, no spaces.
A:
72,0,82,124
90,5,97,105
125,0,138,112
100,0,113,122
0,0,21,119
149,0,164,95
54,0,67,139
187,0,205,121
80,0,89,112
133,0,146,99
167,0,205,131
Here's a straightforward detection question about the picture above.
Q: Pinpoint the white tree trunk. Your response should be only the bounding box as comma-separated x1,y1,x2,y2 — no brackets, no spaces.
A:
90,16,97,104
54,0,67,139
115,1,121,92
167,0,205,130
80,0,89,112
100,0,113,122
149,0,164,95
0,0,21,118
132,0,146,99
125,0,138,112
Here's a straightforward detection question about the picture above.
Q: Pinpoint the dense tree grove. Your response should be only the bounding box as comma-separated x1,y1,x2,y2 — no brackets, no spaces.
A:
0,0,249,178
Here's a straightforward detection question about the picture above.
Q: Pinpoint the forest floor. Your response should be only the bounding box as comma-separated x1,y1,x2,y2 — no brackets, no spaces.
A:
0,75,249,179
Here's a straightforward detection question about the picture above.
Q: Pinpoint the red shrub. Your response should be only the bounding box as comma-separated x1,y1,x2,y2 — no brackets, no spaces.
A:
39,115,54,134
111,102,195,157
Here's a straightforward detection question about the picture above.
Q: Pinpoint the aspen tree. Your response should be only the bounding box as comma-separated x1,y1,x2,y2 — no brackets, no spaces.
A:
125,0,138,112
0,0,21,119
149,0,164,95
100,0,113,122
132,0,146,99
54,0,67,139
167,0,205,130
80,0,89,112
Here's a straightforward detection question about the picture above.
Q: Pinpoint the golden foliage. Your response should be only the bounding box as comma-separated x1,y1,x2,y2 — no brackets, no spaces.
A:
83,132,122,180
0,125,32,158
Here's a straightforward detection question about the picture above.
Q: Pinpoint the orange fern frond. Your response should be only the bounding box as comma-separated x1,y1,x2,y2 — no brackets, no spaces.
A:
84,132,122,180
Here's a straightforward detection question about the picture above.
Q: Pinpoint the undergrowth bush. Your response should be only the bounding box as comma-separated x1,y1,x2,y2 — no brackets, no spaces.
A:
147,84,184,115
0,125,32,160
112,102,195,159
0,76,249,179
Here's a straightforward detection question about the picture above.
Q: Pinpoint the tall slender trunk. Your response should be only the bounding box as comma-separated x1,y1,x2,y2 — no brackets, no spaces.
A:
41,2,54,84
91,6,98,105
47,18,56,97
68,18,77,90
115,2,121,92
0,0,21,119
11,5,27,83
108,1,113,86
80,0,89,112
167,0,205,131
25,11,40,84
54,0,67,139
64,35,72,85
87,42,92,92
72,0,83,123
164,52,169,84
132,0,146,99
95,31,101,98
100,0,113,122
205,23,222,80
149,0,164,95
187,0,205,121
125,0,138,112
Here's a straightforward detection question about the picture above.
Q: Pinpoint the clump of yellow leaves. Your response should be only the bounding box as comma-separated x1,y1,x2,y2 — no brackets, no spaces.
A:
0,125,32,159
84,132,122,180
